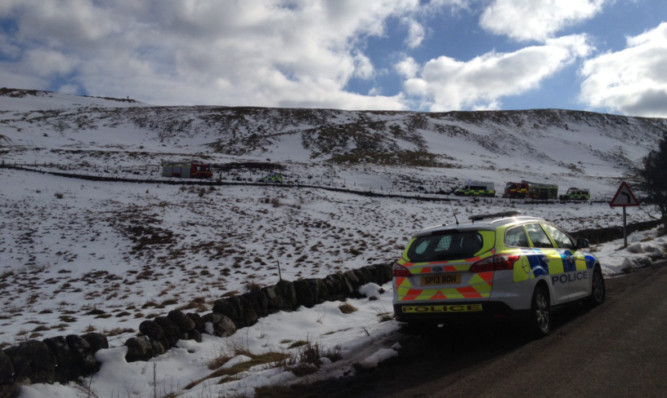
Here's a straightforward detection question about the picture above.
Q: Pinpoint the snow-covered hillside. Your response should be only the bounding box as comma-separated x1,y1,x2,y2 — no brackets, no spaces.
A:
2,88,666,198
1,88,665,397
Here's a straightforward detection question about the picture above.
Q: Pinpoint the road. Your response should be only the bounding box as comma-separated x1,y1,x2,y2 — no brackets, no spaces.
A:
284,263,667,398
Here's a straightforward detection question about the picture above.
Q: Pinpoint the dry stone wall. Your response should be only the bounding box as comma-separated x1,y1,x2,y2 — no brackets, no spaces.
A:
572,219,660,244
0,262,391,395
0,332,107,397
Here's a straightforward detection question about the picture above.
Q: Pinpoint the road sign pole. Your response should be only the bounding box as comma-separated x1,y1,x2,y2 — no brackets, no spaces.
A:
623,206,627,248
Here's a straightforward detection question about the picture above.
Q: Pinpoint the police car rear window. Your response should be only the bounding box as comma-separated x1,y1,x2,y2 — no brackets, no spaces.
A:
407,231,484,262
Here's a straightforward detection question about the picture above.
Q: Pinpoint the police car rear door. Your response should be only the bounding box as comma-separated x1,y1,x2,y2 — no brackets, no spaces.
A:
524,223,570,303
543,224,590,300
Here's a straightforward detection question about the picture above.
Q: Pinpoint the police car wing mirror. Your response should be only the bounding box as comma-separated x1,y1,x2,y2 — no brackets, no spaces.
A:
576,238,589,249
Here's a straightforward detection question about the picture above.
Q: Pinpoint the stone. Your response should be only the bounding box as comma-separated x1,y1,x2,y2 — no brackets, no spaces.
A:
66,335,99,375
0,349,15,385
125,336,164,362
139,320,165,343
43,336,80,383
4,340,55,384
201,312,236,337
81,332,109,353
154,317,181,348
212,296,244,327
168,310,196,333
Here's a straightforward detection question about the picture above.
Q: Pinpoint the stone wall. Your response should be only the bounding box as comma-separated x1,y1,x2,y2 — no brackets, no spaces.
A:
123,262,392,360
0,262,391,396
571,219,661,244
0,333,108,397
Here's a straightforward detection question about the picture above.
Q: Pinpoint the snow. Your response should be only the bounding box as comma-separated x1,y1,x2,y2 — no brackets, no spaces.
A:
1,90,665,397
19,284,402,398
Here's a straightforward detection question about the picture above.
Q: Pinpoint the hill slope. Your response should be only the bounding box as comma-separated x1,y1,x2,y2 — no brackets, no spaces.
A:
1,88,665,196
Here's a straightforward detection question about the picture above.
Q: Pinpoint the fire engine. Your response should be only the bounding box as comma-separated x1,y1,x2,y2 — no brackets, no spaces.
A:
503,181,529,198
503,181,558,200
161,162,213,178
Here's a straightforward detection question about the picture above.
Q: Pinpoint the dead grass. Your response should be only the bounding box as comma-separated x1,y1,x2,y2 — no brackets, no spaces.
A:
282,341,342,377
287,340,308,349
186,349,290,390
338,302,358,314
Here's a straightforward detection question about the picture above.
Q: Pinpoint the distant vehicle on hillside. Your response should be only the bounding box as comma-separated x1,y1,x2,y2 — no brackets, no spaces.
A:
559,187,590,201
503,181,558,200
454,181,495,197
258,173,284,183
503,181,529,198
527,181,558,200
162,162,212,178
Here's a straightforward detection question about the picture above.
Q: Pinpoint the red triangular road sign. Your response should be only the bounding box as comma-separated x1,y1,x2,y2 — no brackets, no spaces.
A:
610,182,640,207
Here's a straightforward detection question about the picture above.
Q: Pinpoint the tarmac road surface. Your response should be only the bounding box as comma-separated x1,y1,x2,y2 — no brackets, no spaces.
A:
284,262,667,398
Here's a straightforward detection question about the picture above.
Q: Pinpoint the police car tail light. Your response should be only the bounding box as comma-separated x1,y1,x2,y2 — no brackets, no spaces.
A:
392,262,412,277
470,254,520,272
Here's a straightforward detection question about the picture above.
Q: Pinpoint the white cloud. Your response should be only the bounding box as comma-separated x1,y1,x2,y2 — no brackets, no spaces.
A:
402,17,425,48
0,34,20,58
579,22,667,117
403,34,592,111
395,56,419,78
24,49,78,77
480,0,607,42
0,0,423,110
421,0,470,14
3,0,119,47
353,52,375,80
0,63,48,90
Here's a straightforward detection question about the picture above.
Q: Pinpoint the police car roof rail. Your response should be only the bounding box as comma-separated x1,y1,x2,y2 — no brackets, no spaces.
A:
469,210,522,223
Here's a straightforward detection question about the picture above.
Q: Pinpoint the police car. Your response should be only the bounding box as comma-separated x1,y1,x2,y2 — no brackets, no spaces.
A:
392,211,605,336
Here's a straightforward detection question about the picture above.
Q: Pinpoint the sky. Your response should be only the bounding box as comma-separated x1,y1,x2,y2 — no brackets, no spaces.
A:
0,0,666,117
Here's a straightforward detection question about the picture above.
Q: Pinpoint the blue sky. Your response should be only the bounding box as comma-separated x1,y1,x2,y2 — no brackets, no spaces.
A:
1,0,666,117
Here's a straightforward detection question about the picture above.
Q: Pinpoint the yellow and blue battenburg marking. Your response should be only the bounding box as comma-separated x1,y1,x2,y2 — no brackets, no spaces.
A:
396,246,598,302
513,248,595,282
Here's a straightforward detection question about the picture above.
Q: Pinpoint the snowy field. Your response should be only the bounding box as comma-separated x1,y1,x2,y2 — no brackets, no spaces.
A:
1,90,665,397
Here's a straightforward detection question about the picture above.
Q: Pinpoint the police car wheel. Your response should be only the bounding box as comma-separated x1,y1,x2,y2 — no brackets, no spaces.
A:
530,285,551,337
588,267,605,306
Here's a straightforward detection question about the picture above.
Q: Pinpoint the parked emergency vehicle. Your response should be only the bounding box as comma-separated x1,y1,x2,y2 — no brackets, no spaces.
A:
258,173,284,183
503,182,529,198
527,181,558,200
559,187,590,201
454,181,495,197
503,181,558,200
162,162,213,178
392,211,605,336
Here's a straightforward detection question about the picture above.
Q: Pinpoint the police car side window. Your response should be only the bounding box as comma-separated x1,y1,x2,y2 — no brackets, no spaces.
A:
505,226,529,247
544,224,575,250
525,224,554,248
